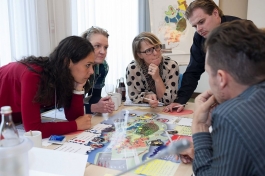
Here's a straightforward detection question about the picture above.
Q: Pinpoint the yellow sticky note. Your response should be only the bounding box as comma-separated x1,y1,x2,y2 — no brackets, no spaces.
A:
135,159,179,176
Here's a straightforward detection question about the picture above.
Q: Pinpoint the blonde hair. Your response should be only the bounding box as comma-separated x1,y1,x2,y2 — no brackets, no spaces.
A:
132,32,161,64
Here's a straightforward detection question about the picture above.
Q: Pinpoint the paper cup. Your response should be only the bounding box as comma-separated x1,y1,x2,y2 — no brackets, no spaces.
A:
24,131,42,148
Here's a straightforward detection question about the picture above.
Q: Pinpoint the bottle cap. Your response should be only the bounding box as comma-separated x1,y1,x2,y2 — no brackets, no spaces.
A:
0,106,12,114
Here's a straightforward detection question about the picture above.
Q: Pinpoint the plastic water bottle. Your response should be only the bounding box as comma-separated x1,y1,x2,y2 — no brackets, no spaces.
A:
0,106,20,147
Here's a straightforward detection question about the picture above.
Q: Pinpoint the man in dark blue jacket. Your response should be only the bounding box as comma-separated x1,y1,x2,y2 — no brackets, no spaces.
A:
164,0,240,112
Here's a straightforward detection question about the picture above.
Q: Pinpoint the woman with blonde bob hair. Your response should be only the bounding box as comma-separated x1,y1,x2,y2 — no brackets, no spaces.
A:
126,32,179,108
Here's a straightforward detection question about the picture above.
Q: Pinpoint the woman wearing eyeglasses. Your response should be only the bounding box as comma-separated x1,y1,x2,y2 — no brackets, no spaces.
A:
126,32,179,108
81,26,114,114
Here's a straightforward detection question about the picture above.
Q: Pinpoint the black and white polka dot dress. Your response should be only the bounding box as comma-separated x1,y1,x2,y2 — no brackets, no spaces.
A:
125,57,179,105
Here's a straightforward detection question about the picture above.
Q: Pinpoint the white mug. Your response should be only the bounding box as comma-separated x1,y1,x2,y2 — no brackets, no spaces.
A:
111,96,118,111
112,93,121,106
23,131,42,148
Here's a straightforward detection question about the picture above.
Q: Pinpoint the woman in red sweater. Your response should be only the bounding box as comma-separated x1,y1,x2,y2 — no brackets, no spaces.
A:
0,36,95,138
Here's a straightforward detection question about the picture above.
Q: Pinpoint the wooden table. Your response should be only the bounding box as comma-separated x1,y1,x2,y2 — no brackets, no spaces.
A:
46,103,194,176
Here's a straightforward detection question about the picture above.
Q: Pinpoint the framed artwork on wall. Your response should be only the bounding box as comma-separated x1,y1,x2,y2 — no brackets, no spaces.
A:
149,0,219,55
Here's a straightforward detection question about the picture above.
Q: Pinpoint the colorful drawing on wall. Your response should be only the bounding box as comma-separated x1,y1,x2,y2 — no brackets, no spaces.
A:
149,0,219,55
149,0,195,54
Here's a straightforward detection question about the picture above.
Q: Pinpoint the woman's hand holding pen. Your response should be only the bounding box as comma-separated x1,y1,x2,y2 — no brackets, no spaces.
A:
143,94,159,108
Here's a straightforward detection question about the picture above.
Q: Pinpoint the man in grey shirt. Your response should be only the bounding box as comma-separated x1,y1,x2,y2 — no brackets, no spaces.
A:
178,20,265,175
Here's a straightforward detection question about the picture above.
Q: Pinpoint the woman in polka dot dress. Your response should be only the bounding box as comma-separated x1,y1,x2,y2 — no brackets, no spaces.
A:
126,32,179,108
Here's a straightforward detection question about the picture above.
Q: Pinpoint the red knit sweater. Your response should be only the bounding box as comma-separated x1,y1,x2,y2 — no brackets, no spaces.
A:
0,62,83,138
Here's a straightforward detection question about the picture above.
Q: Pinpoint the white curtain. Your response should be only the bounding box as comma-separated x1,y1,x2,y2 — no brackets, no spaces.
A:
0,0,74,67
1,0,139,98
0,0,51,66
71,0,139,96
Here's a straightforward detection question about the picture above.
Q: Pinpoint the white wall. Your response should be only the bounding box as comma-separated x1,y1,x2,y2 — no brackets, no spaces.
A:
166,54,210,93
247,0,265,28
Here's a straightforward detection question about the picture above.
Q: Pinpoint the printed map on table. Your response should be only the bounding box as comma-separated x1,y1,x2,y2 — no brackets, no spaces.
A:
87,110,187,172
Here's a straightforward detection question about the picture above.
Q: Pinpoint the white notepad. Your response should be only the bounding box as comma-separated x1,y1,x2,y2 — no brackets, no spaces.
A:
29,147,87,176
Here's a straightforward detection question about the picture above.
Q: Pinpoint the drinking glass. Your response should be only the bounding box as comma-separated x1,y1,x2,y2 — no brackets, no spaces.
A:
105,84,114,96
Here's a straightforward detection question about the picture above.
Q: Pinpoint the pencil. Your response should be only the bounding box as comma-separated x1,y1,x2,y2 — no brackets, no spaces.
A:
165,130,172,142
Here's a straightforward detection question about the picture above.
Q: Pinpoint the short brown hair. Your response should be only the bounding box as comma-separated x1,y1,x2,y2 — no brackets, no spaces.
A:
81,26,109,41
185,0,223,19
132,32,161,65
205,20,265,85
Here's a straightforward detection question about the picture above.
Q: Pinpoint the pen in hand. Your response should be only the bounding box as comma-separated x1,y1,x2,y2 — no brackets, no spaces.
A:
142,97,164,105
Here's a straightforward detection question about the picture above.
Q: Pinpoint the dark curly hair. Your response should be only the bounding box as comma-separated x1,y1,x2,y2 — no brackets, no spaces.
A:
19,36,94,108
205,20,265,85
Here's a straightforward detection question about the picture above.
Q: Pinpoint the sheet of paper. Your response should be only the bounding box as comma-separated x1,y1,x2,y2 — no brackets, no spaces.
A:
177,118,193,126
134,159,179,176
41,108,66,120
54,142,93,155
69,131,101,145
29,147,87,176
175,125,192,136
